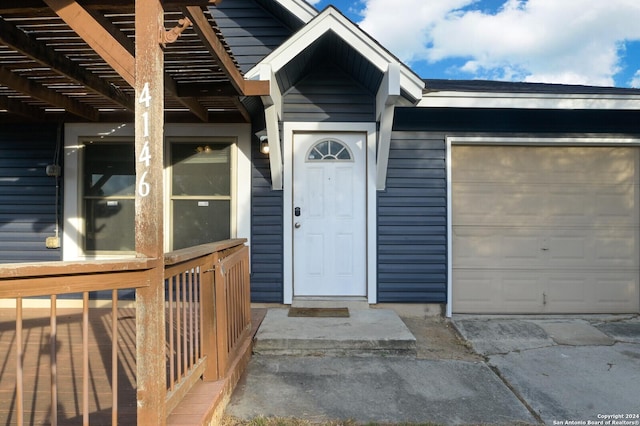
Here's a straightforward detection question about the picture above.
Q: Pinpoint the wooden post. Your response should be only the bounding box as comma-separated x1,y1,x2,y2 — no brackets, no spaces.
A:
201,252,220,381
134,0,166,424
214,261,229,376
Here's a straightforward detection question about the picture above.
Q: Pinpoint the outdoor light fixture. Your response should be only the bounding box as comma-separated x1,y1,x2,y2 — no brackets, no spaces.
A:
260,136,270,155
256,129,269,155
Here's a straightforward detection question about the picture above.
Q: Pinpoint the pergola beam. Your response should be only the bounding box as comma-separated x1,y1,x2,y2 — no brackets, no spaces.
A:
43,0,136,87
0,16,133,111
0,66,99,121
164,73,209,122
0,0,221,13
175,81,240,97
182,5,270,97
88,4,210,122
0,95,47,121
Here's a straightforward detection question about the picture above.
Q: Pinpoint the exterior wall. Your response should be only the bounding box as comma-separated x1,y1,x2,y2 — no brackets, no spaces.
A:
250,131,284,302
0,124,62,263
377,132,447,302
210,0,298,74
282,65,376,123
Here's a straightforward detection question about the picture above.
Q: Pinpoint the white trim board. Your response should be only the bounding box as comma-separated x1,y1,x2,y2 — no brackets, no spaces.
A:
420,91,640,110
283,122,378,304
445,136,640,317
272,0,317,24
246,7,424,101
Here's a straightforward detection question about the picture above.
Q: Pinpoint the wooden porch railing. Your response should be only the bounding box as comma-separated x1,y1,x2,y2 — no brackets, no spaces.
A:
0,239,250,425
163,239,251,415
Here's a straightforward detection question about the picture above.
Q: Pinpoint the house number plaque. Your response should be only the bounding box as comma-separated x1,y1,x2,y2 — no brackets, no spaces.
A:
137,82,152,197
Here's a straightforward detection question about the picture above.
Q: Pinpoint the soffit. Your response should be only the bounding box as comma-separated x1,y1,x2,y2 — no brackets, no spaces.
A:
246,6,424,103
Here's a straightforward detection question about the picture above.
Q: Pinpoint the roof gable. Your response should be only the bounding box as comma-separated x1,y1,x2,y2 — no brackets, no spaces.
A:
245,6,424,102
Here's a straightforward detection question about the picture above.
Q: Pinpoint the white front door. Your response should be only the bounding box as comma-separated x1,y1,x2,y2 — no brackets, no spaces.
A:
293,132,367,297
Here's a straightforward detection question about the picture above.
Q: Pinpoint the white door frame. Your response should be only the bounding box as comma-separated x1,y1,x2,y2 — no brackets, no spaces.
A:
446,136,640,317
283,122,377,304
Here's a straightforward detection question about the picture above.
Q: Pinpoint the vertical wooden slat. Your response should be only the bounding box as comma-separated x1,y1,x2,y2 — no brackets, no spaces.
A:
16,297,23,426
244,256,251,327
176,274,182,381
182,273,188,375
168,277,175,390
50,295,58,426
214,261,228,374
82,291,89,426
134,0,166,423
195,268,201,361
111,289,118,426
189,269,194,369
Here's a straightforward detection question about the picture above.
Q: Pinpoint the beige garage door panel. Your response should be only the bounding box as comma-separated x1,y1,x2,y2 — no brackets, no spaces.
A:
453,146,640,314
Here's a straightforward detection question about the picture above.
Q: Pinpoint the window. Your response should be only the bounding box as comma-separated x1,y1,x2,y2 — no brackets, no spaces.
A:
81,139,235,253
170,142,234,250
83,141,135,253
307,139,352,161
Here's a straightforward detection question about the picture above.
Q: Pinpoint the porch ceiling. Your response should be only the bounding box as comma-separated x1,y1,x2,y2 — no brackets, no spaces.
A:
0,0,267,124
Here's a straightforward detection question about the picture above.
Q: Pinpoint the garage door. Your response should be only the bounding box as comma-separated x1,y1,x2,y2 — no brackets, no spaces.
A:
452,146,640,314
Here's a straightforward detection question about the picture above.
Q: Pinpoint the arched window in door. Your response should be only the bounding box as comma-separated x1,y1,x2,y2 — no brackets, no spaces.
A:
306,139,353,161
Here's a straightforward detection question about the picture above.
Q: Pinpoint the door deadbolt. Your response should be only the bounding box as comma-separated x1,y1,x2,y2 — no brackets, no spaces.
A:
294,207,301,216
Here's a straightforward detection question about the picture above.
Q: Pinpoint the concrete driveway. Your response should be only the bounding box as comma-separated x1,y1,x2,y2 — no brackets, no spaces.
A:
453,315,640,425
225,311,639,425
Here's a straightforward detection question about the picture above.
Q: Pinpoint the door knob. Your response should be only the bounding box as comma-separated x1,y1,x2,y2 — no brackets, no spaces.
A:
294,222,301,228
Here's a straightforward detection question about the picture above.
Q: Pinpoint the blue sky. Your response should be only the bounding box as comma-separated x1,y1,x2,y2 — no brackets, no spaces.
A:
307,0,640,88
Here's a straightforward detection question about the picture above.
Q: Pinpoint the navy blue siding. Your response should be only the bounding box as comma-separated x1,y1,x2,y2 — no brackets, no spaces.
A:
0,124,62,263
282,65,376,122
250,133,284,302
394,107,640,134
210,0,300,74
377,132,447,303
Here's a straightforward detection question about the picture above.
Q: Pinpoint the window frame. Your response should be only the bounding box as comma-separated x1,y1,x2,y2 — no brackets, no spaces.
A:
63,123,252,261
80,137,136,256
167,137,238,251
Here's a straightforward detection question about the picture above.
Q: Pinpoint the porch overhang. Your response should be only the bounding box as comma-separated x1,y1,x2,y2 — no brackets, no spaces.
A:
245,6,425,191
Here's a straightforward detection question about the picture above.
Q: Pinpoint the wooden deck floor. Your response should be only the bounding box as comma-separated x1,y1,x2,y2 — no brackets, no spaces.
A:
0,308,137,426
0,307,265,426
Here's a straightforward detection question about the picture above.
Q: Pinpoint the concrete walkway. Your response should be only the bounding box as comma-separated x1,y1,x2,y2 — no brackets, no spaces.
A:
225,310,640,425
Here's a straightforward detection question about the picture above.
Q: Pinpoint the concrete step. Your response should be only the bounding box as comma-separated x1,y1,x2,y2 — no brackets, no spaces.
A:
291,296,370,310
253,308,417,357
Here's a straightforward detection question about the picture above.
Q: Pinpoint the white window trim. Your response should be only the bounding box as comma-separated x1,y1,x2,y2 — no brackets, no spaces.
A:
63,123,251,260
445,136,640,317
165,137,238,251
283,121,377,304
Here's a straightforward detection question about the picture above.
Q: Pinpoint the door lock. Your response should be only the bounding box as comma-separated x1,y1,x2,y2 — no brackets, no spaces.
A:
294,207,301,216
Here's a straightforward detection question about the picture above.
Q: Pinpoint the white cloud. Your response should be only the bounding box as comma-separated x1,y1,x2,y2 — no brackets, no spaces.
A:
632,71,640,88
357,0,640,86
